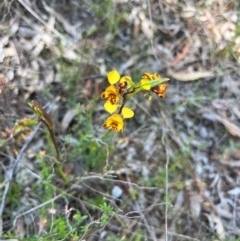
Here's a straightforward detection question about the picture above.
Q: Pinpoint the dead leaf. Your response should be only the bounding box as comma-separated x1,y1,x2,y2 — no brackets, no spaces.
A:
204,213,225,240
38,218,47,235
138,11,155,39
181,6,197,18
167,68,214,81
18,26,36,38
15,216,25,239
228,187,240,196
171,42,191,66
220,159,240,167
189,191,202,218
0,35,9,46
5,41,20,64
0,43,5,62
6,70,14,81
0,77,5,94
83,79,92,97
202,108,240,138
222,111,240,137
4,44,18,58
9,20,19,36
63,48,81,61
232,106,240,119
61,108,80,132
32,40,45,56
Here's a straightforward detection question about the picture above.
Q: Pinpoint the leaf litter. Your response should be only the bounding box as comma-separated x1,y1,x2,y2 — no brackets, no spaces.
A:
1,0,240,240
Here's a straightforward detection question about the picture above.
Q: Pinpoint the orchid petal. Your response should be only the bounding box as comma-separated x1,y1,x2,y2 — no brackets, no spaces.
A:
104,101,118,114
122,107,134,118
107,70,120,84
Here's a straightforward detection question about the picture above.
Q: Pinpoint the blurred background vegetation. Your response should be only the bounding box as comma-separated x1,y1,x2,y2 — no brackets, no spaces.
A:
1,0,240,240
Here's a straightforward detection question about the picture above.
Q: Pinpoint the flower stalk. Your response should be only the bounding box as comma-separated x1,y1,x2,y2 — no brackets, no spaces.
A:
14,101,68,183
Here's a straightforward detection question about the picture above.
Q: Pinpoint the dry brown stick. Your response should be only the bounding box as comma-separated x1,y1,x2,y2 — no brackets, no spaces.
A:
193,172,218,214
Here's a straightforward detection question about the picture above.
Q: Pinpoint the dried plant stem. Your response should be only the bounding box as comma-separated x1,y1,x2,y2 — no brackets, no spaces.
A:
160,111,172,240
113,213,127,237
165,148,170,241
41,118,68,183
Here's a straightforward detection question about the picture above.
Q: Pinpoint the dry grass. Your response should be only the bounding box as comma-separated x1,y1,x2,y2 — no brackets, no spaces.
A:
1,0,240,240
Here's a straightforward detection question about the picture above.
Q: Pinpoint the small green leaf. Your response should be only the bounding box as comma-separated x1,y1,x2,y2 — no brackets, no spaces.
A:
140,78,169,89
13,118,38,134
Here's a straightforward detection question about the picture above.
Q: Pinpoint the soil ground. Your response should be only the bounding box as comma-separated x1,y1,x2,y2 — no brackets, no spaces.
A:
1,1,240,240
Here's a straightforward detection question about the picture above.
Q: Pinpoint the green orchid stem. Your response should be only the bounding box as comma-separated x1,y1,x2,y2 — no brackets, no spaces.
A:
40,118,68,183
118,78,169,114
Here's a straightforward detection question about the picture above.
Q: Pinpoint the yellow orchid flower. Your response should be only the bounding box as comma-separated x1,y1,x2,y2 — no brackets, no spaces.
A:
151,84,168,98
140,72,155,90
108,70,135,89
101,70,169,133
101,85,120,105
121,107,134,118
118,76,134,89
103,114,124,133
104,101,118,114
142,72,153,80
107,70,120,84
140,72,162,90
152,73,161,80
